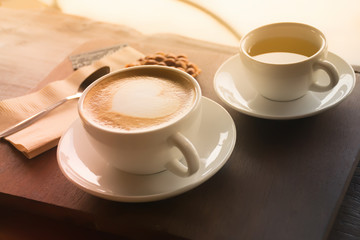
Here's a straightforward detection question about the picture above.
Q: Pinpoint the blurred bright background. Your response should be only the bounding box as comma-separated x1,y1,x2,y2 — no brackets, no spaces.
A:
1,0,359,69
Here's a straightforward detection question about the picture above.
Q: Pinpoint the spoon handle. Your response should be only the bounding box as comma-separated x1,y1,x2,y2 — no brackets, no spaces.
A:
0,97,75,138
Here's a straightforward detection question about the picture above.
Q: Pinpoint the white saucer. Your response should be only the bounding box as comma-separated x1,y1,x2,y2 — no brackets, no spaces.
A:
214,52,356,120
57,97,236,202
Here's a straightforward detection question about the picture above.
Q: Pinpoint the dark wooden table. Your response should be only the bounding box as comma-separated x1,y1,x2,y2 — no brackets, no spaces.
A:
330,161,360,239
0,8,359,240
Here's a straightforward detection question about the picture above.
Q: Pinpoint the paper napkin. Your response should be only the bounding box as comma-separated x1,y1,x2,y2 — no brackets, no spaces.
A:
0,46,144,158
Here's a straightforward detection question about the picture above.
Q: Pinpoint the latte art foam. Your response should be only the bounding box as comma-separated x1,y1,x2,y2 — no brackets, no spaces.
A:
82,73,196,132
111,79,180,118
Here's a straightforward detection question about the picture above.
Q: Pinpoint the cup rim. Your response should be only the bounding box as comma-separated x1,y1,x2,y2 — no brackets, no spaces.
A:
239,22,327,66
78,65,202,135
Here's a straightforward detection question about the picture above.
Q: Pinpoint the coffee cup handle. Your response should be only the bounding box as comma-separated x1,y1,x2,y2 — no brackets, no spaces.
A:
165,132,200,177
310,60,339,92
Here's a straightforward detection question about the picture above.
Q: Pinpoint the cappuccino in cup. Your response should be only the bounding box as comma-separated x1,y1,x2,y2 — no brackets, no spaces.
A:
82,69,196,132
78,66,202,177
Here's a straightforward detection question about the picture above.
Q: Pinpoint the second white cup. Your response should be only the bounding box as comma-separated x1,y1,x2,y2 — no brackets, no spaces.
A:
239,22,339,101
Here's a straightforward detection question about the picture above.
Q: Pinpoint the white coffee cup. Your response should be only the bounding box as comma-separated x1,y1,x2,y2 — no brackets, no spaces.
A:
78,66,202,177
239,22,339,101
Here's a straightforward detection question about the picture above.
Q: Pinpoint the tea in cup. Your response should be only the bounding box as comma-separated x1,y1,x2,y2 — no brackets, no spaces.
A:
78,66,202,177
239,22,339,101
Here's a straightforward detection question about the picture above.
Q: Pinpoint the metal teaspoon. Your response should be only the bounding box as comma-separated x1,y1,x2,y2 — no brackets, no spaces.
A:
0,66,110,138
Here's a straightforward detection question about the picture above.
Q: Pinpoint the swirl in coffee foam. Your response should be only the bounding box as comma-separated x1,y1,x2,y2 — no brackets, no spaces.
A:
83,72,196,132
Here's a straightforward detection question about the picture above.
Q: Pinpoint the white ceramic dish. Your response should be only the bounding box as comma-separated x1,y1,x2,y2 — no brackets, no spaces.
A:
214,52,356,120
57,97,236,202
